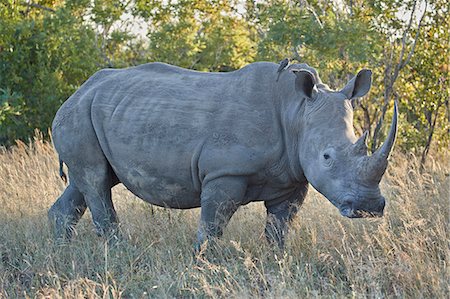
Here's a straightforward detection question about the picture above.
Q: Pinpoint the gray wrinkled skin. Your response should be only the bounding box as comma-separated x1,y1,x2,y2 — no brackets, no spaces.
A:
49,62,397,248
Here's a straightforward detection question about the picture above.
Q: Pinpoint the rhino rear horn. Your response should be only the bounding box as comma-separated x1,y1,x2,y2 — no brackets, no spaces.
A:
353,131,369,155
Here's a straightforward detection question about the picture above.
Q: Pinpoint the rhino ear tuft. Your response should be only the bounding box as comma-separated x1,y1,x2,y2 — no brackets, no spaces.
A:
341,69,372,99
292,69,316,99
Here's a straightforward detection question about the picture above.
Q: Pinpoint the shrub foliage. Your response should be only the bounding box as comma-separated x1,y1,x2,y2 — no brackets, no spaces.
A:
0,0,448,160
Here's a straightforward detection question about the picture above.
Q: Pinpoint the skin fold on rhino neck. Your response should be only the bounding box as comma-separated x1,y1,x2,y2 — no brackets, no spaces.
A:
274,80,308,184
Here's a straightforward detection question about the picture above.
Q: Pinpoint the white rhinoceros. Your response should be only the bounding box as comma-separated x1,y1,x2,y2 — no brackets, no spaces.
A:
49,62,397,248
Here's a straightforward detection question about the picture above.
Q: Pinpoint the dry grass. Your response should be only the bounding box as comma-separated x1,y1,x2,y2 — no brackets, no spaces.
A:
0,136,448,298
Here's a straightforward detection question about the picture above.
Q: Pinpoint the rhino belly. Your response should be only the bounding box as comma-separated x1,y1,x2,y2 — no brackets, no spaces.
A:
111,154,201,209
120,171,201,209
98,124,201,208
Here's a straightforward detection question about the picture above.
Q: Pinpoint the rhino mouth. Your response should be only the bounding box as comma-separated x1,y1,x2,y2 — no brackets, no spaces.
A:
338,194,386,218
340,207,384,218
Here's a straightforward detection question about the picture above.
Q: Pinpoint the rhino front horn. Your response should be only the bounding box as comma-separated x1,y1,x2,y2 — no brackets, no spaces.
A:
353,130,369,155
367,101,398,182
375,101,398,160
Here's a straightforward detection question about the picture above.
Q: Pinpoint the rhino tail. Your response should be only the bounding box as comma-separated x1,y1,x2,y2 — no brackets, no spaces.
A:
59,159,68,184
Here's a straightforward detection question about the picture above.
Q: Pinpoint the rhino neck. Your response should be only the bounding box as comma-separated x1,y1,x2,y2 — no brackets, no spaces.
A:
277,90,308,183
264,64,308,184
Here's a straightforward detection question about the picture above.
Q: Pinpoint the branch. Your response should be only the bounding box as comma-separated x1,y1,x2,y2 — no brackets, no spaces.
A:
22,2,55,13
400,1,428,70
359,103,373,134
420,97,444,170
304,0,324,29
392,0,417,84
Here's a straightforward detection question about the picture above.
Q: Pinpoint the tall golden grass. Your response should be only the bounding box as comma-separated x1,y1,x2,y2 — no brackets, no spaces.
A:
0,135,448,298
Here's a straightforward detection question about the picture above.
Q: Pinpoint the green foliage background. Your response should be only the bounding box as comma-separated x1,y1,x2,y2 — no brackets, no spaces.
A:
0,0,448,158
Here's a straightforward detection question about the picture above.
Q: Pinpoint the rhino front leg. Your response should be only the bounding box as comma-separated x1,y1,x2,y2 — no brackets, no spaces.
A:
48,183,87,239
197,176,247,248
265,183,308,249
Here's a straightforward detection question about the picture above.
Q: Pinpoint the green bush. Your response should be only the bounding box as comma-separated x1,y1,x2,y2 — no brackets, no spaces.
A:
0,0,447,159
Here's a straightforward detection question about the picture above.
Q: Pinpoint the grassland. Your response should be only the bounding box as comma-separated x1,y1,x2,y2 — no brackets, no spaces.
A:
0,136,448,298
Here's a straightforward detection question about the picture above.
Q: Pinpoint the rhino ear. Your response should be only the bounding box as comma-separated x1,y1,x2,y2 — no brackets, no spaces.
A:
292,69,316,99
341,69,372,99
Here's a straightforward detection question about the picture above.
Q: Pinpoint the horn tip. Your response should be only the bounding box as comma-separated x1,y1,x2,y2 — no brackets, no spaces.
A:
394,100,399,114
393,100,398,129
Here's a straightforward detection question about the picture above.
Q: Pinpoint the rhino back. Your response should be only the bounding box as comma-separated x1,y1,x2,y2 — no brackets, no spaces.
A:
87,62,283,207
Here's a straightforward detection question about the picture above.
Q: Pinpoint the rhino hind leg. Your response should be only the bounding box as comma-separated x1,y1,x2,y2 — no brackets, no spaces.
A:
69,163,119,241
48,183,87,240
51,95,121,241
51,137,120,241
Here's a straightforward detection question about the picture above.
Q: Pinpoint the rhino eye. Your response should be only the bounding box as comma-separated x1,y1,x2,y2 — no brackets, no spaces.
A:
323,154,330,160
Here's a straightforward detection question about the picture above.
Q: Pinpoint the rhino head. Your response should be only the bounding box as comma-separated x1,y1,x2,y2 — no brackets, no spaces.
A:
293,67,397,218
